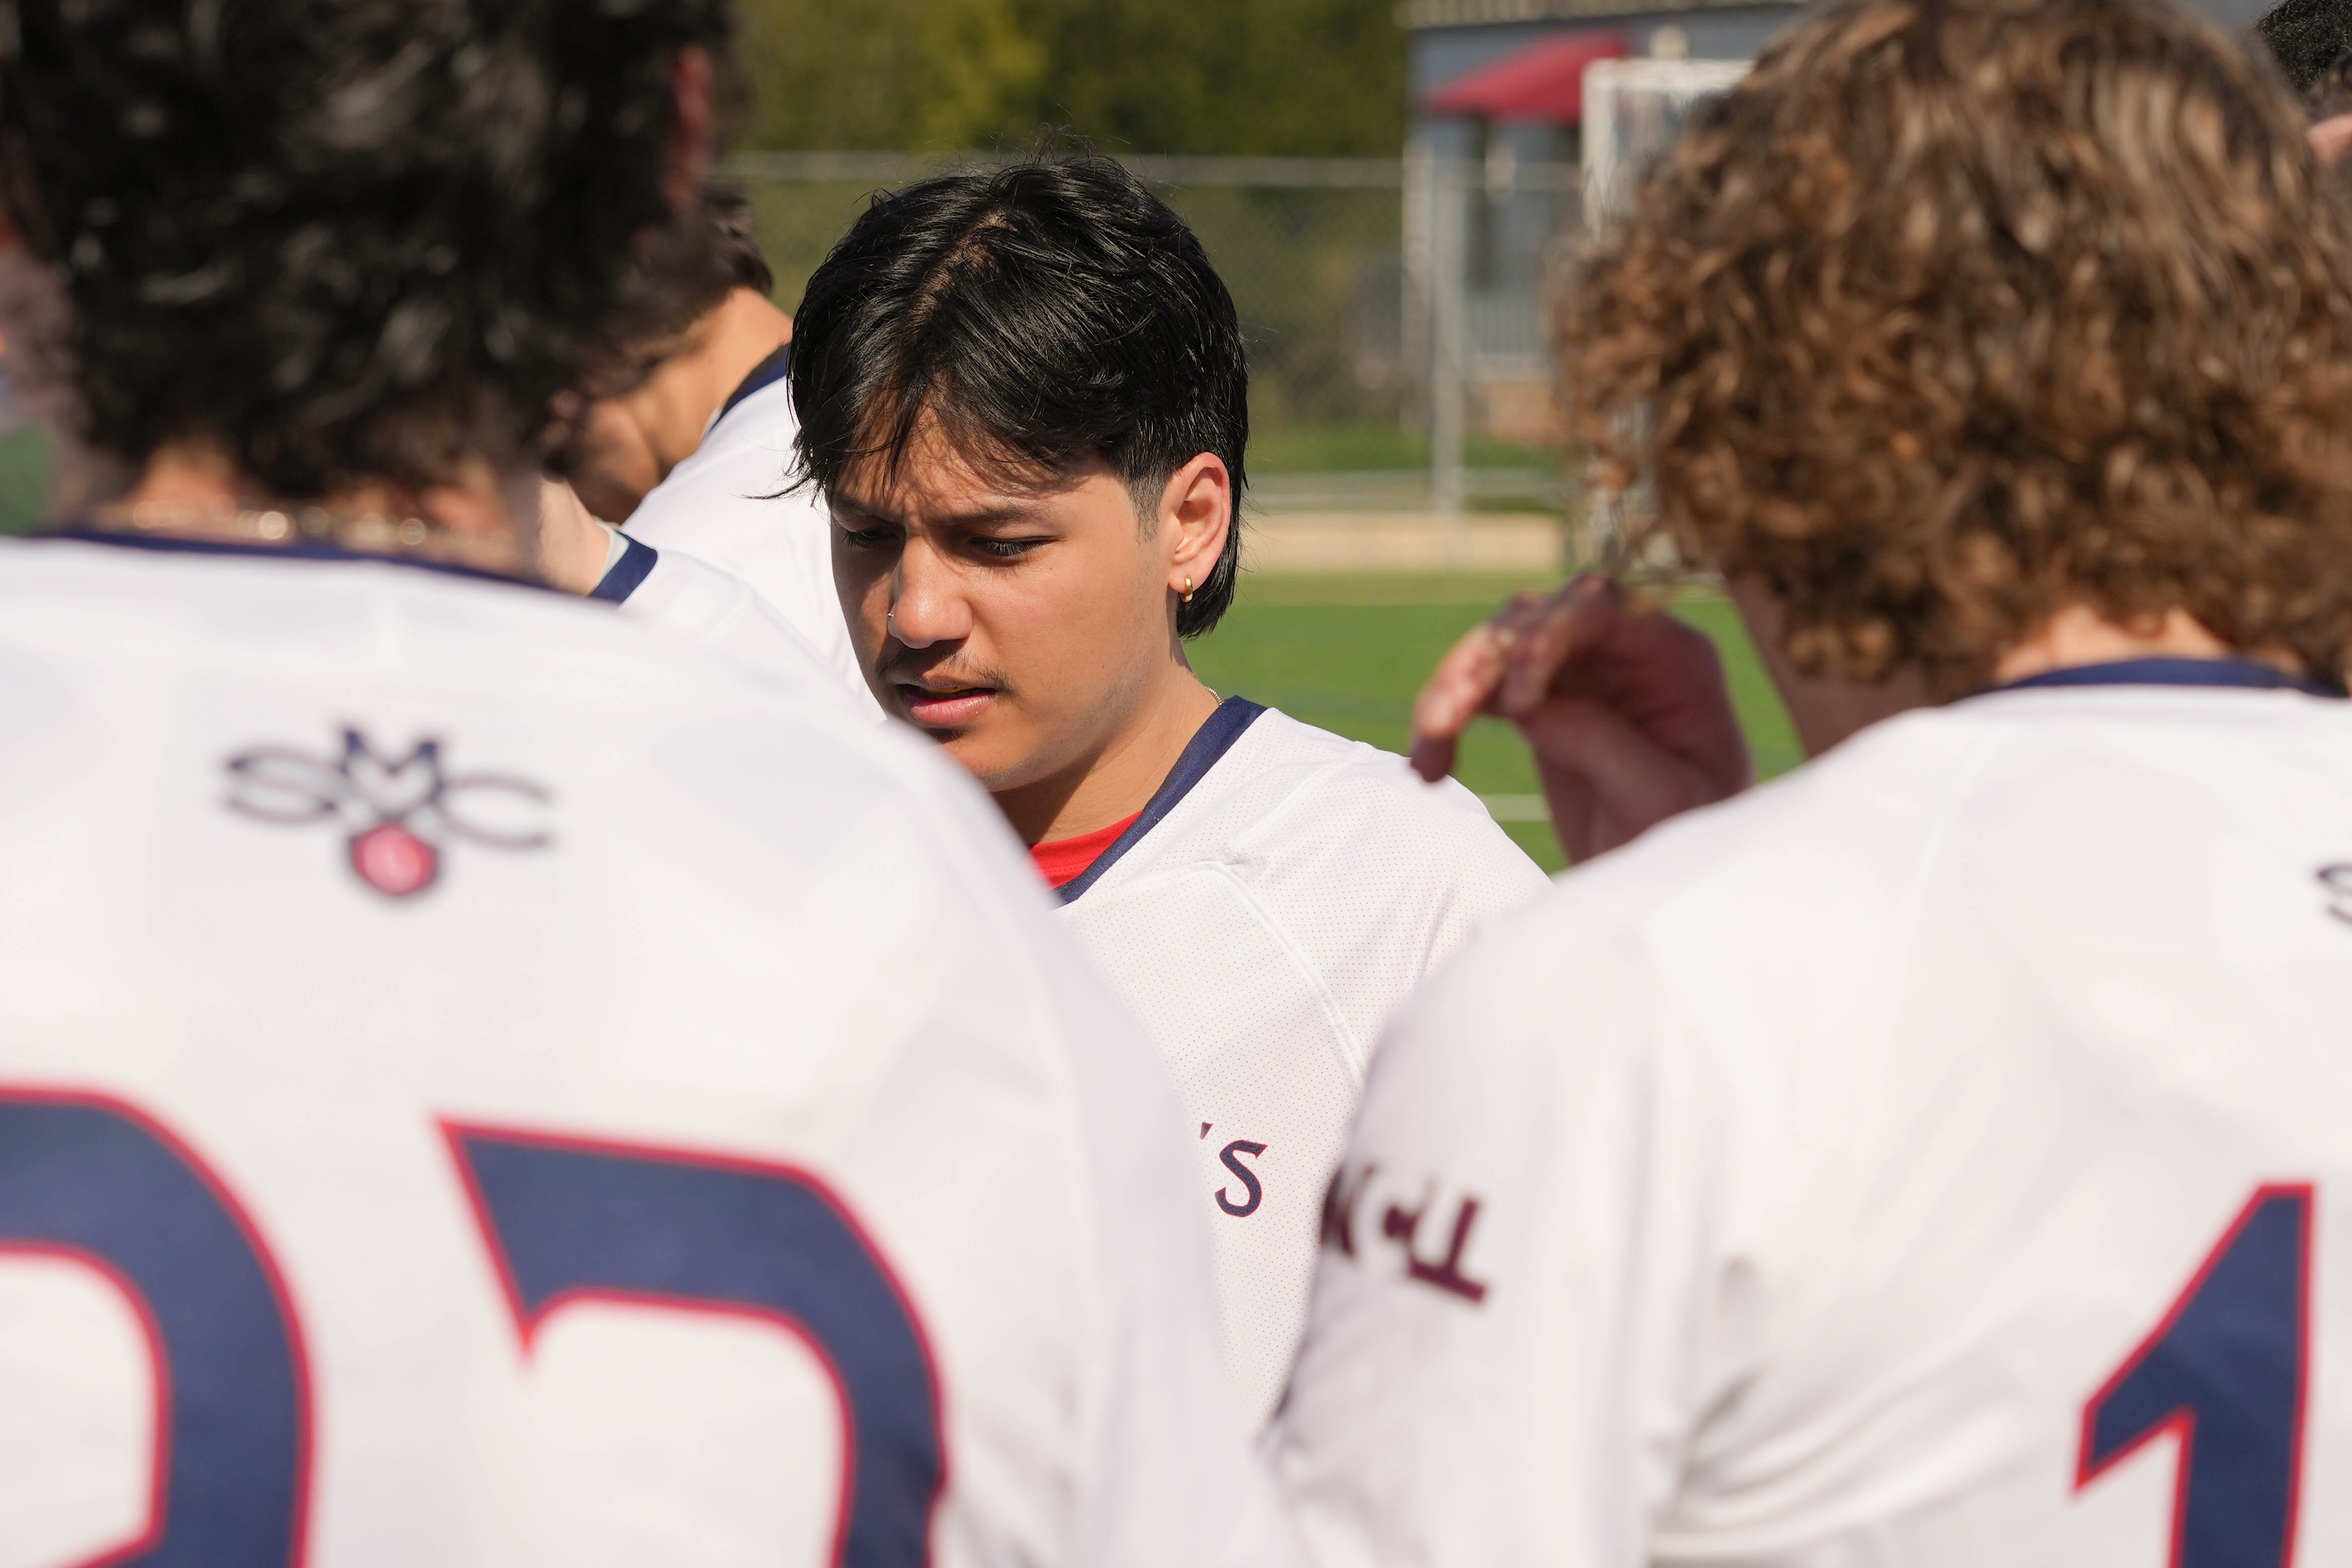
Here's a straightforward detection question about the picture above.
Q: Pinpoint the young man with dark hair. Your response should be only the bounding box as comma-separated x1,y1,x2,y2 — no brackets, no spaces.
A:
1275,0,2352,1557
0,5,1295,1560
788,155,1547,1426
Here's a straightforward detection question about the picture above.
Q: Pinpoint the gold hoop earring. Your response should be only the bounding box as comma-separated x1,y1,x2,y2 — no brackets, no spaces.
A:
1182,575,1195,604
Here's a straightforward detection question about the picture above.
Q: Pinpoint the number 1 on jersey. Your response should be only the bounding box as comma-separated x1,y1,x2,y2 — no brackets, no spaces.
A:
2078,1183,2312,1568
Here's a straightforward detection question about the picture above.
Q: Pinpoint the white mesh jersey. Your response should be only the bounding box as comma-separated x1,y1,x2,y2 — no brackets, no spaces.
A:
597,534,870,719
1054,699,1548,1428
615,369,877,716
1273,665,2352,1566
0,536,1296,1568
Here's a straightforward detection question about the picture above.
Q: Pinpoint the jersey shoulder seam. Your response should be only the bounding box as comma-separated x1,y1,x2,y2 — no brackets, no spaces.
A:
1205,859,1373,1078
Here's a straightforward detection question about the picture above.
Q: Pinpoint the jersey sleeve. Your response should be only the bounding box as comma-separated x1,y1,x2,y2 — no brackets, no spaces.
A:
612,546,879,719
1268,889,1739,1568
618,391,874,706
1246,754,1551,1067
1408,773,1553,968
886,746,1306,1568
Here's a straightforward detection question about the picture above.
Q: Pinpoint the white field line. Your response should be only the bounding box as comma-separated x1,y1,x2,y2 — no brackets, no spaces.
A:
1478,793,1551,823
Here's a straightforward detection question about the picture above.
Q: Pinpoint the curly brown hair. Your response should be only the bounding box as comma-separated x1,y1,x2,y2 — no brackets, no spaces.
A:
1567,0,2352,694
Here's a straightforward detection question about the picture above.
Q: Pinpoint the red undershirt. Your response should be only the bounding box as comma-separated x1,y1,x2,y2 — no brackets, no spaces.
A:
1030,810,1143,889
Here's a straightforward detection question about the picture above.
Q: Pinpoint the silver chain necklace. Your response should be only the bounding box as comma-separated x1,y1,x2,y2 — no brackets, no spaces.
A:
88,500,516,574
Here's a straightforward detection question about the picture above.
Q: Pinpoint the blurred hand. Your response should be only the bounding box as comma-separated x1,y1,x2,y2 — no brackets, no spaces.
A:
1412,574,1750,864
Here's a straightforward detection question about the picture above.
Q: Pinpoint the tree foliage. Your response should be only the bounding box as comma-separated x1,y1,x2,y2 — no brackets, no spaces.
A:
737,0,1044,151
732,0,1406,156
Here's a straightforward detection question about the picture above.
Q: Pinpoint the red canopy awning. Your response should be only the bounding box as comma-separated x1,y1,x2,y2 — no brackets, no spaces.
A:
1423,30,1628,124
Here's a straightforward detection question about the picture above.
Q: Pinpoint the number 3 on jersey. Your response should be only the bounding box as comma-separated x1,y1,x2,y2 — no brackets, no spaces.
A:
0,1089,943,1568
2078,1184,2312,1568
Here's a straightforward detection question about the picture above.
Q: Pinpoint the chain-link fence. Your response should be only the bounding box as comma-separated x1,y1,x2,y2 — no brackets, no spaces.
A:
727,150,1599,534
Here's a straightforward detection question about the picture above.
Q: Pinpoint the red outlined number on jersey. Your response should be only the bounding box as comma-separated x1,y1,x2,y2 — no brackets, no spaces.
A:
0,1088,314,1568
442,1123,947,1568
2077,1183,2312,1568
0,1091,943,1568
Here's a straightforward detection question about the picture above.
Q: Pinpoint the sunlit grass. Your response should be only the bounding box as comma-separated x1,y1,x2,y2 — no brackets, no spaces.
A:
1187,571,1801,872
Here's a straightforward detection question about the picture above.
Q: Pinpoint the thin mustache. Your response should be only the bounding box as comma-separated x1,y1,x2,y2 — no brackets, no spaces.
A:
878,653,1015,695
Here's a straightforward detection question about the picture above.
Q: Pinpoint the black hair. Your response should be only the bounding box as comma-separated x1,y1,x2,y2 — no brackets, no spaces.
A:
710,190,776,298
566,188,774,409
2257,0,2352,108
789,154,1248,638
544,189,772,487
0,0,726,497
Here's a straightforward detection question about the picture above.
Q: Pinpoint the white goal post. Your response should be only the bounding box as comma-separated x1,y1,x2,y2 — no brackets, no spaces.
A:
1573,58,1749,566
1581,58,1752,229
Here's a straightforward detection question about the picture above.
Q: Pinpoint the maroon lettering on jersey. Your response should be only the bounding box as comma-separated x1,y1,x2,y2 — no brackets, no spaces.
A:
1321,1162,1378,1257
1381,1188,1491,1305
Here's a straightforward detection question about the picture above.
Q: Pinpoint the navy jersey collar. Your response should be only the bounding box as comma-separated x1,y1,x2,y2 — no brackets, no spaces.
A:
41,527,554,593
1978,656,2343,700
587,533,658,604
712,344,791,432
1056,696,1269,905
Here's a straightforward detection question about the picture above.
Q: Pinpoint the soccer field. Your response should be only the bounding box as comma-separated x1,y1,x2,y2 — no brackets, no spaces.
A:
1186,573,1806,872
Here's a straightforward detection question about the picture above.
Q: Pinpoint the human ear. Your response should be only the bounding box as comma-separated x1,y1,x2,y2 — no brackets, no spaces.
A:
2311,112,2352,166
663,45,715,215
1160,453,1232,596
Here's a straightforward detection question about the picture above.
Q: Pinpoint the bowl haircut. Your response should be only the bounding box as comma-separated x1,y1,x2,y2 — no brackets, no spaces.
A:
788,155,1250,639
0,0,727,498
1569,0,2352,696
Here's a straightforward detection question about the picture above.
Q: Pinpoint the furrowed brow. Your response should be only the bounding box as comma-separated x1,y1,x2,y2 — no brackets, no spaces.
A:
829,494,1048,531
828,496,896,527
937,503,1050,529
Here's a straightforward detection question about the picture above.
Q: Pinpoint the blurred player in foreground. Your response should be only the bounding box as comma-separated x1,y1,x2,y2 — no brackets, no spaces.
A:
0,6,1293,1564
534,194,874,705
788,156,1548,1426
1275,0,2352,1559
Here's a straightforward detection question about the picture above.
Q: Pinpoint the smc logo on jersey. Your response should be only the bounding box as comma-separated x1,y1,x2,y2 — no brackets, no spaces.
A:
224,727,551,898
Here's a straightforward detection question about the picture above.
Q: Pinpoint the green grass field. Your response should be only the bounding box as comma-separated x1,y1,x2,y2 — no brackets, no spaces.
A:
1186,573,1805,871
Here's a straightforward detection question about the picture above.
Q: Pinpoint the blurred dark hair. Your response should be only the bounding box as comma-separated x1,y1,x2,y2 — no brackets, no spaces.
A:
582,188,775,388
0,0,726,498
789,154,1248,638
2257,0,2352,109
